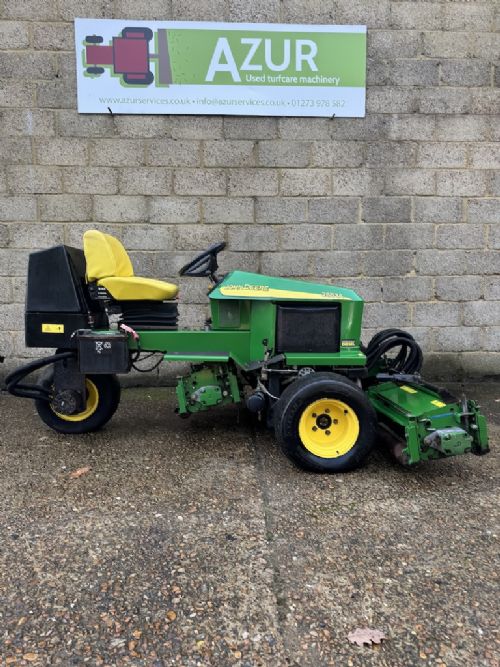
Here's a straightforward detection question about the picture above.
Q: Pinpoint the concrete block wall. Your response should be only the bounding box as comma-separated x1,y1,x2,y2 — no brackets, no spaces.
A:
0,0,499,380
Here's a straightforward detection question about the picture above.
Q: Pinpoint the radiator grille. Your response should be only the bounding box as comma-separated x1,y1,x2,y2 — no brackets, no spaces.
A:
276,303,340,353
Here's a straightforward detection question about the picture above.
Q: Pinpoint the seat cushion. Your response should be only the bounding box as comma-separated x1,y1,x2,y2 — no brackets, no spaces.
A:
98,276,178,301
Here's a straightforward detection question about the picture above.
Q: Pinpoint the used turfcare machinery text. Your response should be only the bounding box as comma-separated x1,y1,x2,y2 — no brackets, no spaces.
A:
6,231,489,472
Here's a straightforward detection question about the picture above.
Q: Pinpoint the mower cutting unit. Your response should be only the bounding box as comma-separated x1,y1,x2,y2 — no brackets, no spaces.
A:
6,231,489,473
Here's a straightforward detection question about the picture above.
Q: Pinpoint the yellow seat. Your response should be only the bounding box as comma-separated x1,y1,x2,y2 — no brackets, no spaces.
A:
83,230,178,301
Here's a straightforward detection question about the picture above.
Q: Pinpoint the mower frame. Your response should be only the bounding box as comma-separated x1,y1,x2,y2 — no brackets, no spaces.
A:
5,239,490,473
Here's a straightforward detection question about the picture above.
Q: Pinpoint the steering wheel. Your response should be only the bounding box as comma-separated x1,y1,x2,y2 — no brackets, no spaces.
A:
179,242,226,280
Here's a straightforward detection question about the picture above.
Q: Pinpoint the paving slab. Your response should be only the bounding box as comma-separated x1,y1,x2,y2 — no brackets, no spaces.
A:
0,382,498,666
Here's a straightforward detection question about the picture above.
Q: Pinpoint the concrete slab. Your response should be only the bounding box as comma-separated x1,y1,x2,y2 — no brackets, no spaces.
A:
0,383,498,666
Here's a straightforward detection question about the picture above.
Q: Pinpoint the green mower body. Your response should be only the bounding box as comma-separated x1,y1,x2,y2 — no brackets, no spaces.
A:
6,236,489,473
128,270,365,369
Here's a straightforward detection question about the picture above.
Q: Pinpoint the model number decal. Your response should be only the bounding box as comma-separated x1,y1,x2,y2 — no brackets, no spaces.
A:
220,285,350,300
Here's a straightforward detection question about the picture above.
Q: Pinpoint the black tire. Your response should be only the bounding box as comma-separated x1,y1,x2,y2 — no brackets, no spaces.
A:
86,66,105,75
35,372,121,434
274,372,377,473
85,35,103,44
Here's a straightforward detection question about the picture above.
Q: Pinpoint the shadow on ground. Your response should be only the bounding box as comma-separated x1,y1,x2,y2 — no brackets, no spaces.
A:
0,383,498,666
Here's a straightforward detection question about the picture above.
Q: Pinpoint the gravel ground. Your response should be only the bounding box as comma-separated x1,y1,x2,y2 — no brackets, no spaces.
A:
0,382,498,666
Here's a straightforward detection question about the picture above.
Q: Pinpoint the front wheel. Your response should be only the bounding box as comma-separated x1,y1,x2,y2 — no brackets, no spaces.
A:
35,373,121,434
274,372,378,473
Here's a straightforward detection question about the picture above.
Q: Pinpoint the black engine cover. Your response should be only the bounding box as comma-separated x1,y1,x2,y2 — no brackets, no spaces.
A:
25,245,90,348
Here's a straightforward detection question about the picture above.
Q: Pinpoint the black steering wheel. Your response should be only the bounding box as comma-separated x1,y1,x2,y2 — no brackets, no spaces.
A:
179,242,226,280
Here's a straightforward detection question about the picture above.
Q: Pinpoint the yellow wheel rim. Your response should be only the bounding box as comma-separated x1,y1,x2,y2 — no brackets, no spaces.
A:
52,378,99,422
298,398,359,459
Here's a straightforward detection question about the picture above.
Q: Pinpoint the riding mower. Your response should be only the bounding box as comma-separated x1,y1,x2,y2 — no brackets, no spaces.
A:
5,230,489,473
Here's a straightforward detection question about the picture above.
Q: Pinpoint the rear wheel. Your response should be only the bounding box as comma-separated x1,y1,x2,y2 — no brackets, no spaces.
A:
35,372,121,434
274,372,377,473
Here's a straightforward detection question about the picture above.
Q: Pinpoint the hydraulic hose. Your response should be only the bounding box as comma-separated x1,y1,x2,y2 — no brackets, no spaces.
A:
5,351,76,400
364,328,423,374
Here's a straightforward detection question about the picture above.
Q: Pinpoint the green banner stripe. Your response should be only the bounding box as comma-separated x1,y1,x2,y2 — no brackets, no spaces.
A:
165,29,366,87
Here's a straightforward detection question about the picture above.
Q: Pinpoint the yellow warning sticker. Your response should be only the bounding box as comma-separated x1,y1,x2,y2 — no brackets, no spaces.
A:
400,385,418,394
431,399,446,408
42,323,64,334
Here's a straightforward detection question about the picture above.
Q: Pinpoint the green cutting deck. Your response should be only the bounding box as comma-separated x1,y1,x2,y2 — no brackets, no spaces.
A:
368,381,489,465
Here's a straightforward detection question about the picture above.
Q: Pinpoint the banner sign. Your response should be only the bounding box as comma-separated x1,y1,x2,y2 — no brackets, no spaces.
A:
75,19,366,117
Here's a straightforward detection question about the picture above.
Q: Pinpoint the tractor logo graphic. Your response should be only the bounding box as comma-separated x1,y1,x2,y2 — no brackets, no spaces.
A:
83,27,172,87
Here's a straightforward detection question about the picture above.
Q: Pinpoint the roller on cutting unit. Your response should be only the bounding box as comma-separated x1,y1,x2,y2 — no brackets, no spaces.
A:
5,230,489,473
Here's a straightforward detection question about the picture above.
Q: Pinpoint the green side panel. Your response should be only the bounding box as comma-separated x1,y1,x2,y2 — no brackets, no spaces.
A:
339,300,364,344
249,300,276,359
129,330,251,367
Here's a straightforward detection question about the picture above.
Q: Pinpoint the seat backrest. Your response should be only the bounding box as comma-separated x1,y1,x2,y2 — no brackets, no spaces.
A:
83,230,134,281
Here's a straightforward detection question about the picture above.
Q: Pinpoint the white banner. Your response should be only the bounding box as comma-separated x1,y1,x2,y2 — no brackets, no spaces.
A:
75,19,366,117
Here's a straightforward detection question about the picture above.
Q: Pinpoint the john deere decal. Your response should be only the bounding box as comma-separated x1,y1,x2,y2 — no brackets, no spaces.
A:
75,19,366,117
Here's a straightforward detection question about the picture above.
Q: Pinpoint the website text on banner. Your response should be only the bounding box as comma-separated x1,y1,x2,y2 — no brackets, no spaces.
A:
75,19,366,117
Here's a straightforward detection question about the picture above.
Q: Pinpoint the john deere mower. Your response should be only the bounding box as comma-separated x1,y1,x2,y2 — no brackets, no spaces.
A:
5,230,489,473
